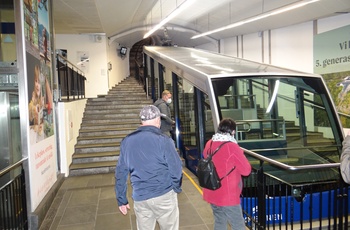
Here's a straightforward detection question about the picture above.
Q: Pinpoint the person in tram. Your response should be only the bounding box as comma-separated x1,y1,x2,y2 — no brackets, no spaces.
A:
154,90,175,137
115,105,183,230
202,118,251,230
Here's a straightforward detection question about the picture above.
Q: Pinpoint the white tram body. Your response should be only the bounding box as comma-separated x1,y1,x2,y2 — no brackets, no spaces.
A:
144,46,342,181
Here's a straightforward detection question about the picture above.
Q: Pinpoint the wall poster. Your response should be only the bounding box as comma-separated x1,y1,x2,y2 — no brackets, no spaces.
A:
24,0,57,211
314,25,350,128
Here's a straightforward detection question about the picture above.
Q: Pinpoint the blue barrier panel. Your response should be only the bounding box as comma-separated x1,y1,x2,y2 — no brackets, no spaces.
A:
242,188,349,225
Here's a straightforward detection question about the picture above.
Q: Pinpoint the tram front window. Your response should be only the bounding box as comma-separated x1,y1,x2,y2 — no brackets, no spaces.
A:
211,76,341,183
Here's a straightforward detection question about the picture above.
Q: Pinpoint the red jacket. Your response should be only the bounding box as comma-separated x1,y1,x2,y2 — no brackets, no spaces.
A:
202,140,251,206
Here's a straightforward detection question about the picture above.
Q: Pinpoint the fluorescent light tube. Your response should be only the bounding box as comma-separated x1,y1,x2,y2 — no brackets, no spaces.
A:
192,0,320,39
144,0,196,39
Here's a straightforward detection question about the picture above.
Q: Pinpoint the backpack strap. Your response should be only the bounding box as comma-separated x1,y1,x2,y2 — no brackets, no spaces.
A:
220,166,236,181
208,140,236,181
208,140,230,157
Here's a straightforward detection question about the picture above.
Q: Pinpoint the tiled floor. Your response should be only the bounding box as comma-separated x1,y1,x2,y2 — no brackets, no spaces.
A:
39,167,216,230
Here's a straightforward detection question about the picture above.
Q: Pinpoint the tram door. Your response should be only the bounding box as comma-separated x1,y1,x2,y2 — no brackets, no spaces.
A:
175,77,214,173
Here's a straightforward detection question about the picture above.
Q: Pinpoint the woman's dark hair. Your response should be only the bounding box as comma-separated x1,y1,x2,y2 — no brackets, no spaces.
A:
217,118,236,134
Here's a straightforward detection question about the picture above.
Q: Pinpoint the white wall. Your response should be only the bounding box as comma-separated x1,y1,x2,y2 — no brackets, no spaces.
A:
221,37,238,57
318,14,350,34
57,99,86,176
107,41,130,88
196,42,219,53
212,14,350,73
219,22,314,72
270,21,314,72
242,32,263,62
55,34,109,98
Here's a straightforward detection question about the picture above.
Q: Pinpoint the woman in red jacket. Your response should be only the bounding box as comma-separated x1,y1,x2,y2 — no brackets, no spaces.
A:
203,118,251,230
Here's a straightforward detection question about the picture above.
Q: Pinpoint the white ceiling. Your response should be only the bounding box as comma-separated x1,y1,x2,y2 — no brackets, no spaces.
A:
52,0,350,48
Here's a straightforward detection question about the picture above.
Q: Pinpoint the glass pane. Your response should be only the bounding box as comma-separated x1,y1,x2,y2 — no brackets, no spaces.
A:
212,76,341,184
0,92,21,187
178,78,196,146
204,93,215,142
0,0,16,66
163,69,172,119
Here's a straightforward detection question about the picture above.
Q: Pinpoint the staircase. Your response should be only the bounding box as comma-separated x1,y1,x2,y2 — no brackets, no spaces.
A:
69,77,153,176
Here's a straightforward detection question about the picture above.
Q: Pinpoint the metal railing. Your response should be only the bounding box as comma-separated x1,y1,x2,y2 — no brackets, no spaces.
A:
0,158,28,230
241,148,348,229
56,54,86,101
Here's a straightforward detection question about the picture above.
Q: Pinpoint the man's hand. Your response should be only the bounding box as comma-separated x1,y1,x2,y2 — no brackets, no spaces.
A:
119,204,130,215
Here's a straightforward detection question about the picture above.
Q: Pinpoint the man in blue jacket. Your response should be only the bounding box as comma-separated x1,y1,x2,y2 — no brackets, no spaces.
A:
115,105,183,230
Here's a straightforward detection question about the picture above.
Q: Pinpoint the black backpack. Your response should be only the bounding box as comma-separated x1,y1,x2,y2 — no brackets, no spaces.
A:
196,141,236,190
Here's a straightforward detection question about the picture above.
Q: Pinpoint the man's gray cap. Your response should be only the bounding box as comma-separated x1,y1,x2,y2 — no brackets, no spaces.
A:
140,105,161,121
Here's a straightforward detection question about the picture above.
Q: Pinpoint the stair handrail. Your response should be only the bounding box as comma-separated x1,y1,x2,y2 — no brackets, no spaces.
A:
56,53,86,101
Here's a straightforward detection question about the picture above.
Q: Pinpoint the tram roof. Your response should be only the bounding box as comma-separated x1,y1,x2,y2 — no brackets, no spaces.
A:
144,46,320,91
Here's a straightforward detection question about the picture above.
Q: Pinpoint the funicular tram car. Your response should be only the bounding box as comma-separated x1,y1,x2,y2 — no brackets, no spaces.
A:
143,46,349,228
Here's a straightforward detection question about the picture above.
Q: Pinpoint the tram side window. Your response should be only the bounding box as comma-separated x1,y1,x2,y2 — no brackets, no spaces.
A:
178,78,196,146
177,79,214,145
203,94,215,142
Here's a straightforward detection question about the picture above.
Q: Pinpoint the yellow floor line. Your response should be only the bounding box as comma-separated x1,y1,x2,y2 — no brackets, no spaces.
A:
182,170,203,195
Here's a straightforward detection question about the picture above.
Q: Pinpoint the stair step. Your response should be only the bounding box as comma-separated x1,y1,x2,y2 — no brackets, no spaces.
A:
85,104,150,109
75,142,120,149
87,100,152,105
78,130,133,137
77,138,123,145
82,114,139,119
286,132,323,138
70,160,117,169
81,119,140,125
84,108,142,114
72,151,119,164
108,91,145,95
81,121,139,126
73,151,119,158
69,161,117,176
79,127,134,133
77,134,126,140
307,139,334,145
107,95,146,99
80,124,139,130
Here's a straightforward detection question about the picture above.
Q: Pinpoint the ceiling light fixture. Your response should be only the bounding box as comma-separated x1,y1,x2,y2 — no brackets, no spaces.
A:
191,0,320,39
144,0,196,39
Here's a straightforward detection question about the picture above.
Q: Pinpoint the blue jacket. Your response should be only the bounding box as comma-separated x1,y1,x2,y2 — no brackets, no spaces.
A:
115,125,183,206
